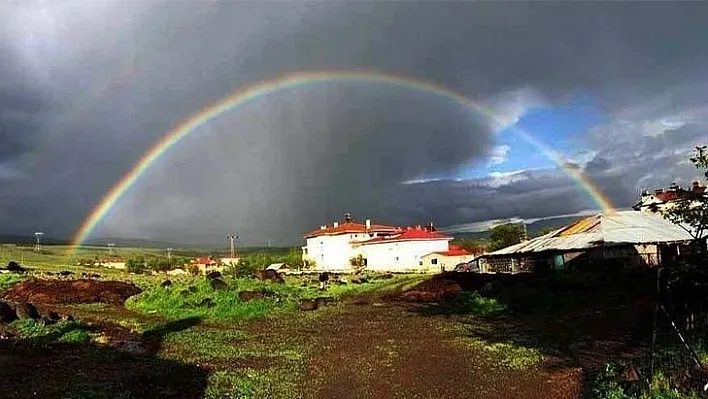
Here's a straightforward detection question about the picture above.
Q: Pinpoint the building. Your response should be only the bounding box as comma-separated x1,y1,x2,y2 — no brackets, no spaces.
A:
634,182,707,213
420,244,476,273
355,227,455,272
302,213,468,272
478,210,694,273
220,257,240,266
302,213,401,271
190,256,224,274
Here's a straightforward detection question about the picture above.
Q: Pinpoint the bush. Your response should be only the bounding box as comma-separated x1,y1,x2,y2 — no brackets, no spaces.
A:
126,257,147,274
225,258,261,278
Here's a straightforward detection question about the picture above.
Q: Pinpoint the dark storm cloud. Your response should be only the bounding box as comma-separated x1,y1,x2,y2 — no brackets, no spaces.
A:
1,1,708,243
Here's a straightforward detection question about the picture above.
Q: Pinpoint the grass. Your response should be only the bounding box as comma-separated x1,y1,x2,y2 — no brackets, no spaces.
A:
158,326,306,398
127,274,426,322
10,319,93,343
0,273,24,289
593,363,701,399
462,338,545,370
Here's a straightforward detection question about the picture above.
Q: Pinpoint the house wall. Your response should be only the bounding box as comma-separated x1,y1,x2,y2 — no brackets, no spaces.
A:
303,231,391,272
420,253,475,273
362,240,450,272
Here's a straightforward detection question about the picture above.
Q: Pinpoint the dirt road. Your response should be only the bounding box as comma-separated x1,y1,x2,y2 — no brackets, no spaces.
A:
281,303,583,399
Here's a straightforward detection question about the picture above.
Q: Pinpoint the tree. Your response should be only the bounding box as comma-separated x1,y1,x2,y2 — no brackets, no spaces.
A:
488,223,525,252
349,254,366,273
661,146,708,252
125,256,147,274
537,227,557,237
451,238,488,255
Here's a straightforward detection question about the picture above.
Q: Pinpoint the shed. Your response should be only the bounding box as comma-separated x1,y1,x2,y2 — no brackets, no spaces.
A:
480,210,694,273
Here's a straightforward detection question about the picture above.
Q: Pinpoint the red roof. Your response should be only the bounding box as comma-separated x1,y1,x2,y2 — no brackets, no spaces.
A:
434,244,472,256
357,227,452,245
193,256,217,265
304,221,399,238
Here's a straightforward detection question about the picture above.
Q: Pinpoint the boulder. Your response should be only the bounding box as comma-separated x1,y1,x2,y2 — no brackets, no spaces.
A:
299,299,318,311
161,280,172,288
179,289,191,296
238,290,271,302
15,303,40,320
58,271,73,277
6,261,26,273
188,285,198,293
206,271,222,279
210,278,228,290
315,297,333,307
0,301,17,323
199,298,215,308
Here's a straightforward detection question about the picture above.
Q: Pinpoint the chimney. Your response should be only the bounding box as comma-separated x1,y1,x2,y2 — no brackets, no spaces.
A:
365,219,371,230
344,213,352,223
333,222,339,228
655,188,664,195
320,225,326,230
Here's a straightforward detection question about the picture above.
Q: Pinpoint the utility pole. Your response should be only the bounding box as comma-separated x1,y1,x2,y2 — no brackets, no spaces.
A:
226,234,238,258
34,232,44,252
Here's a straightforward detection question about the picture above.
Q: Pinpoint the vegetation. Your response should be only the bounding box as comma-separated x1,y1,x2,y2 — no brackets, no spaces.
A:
661,146,708,247
457,336,544,371
10,319,92,343
488,223,526,251
451,238,487,255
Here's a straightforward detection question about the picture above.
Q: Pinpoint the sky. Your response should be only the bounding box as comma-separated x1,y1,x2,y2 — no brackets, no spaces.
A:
1,1,708,246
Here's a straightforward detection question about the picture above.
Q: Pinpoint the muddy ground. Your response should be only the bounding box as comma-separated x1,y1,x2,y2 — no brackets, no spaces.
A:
0,271,655,398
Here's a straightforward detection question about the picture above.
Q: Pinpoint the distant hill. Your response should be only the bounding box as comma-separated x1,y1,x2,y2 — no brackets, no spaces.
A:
0,234,68,246
449,215,586,241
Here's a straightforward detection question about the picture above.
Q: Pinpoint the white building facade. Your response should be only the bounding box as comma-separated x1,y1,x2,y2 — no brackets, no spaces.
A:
302,214,399,272
302,214,466,273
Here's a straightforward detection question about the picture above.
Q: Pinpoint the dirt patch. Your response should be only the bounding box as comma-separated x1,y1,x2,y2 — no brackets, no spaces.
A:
396,274,465,303
2,279,142,305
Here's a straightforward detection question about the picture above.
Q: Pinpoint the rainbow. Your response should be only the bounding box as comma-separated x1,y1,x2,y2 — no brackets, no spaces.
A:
71,70,614,247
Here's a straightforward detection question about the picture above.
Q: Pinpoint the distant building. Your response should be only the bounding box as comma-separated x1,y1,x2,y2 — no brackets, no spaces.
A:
302,213,468,272
190,256,223,273
220,257,240,266
302,213,400,271
354,227,456,272
420,244,476,273
634,181,707,213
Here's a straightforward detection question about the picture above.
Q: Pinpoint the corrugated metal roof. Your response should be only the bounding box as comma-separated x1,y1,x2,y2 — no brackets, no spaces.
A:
486,210,694,257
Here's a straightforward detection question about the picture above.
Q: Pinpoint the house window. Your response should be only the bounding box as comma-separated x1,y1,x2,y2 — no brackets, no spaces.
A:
369,233,374,237
394,256,399,262
431,258,438,265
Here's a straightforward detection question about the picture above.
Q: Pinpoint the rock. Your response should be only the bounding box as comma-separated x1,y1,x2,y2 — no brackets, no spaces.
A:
6,261,26,273
179,289,190,296
0,302,17,323
315,297,333,307
39,316,57,325
479,282,495,295
161,280,172,288
210,278,228,290
299,299,318,311
199,298,215,308
206,271,222,279
188,286,198,293
254,270,284,283
238,290,270,302
58,271,73,277
15,303,40,320
44,311,61,321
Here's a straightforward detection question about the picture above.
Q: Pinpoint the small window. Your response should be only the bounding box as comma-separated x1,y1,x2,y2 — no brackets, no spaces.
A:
431,258,438,265
369,233,374,237
419,261,423,266
394,256,399,262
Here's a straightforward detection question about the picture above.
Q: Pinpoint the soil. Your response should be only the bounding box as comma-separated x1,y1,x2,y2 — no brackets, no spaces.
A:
1,279,142,305
0,272,653,398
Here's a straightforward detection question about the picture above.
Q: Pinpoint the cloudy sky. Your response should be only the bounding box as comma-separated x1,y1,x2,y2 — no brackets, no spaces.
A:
1,1,708,246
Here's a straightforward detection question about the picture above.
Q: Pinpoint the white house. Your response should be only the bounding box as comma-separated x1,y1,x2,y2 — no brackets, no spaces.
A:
302,213,400,271
355,227,454,272
633,182,707,213
420,245,476,273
